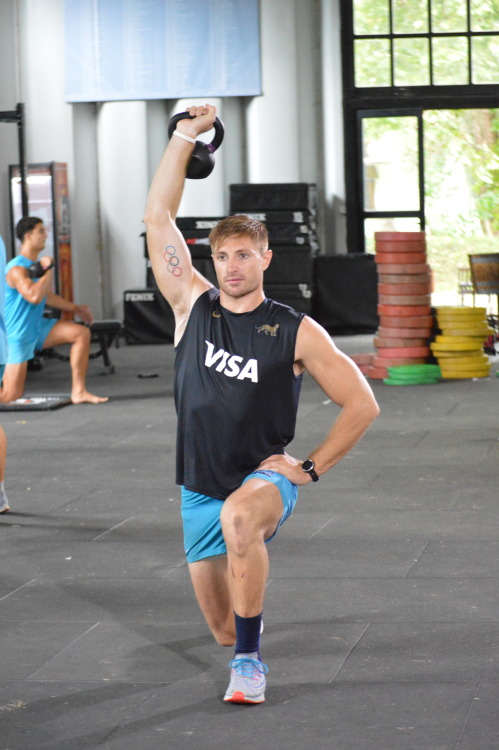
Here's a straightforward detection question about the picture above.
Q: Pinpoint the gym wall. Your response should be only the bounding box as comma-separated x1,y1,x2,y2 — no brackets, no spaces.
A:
0,0,345,321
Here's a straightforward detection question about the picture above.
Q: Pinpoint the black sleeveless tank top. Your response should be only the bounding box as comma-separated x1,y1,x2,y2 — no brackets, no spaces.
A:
174,288,304,500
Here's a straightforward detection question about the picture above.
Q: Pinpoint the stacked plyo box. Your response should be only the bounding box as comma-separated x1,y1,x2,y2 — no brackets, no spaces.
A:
431,306,493,379
368,231,433,380
229,183,318,314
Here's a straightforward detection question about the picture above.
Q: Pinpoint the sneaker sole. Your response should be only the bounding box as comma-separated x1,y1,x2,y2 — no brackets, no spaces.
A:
224,690,265,704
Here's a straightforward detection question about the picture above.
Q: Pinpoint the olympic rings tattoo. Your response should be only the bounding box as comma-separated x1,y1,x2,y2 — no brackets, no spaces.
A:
163,244,182,277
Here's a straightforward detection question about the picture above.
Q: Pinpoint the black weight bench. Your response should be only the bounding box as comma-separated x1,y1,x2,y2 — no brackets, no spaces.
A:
88,319,122,374
35,319,122,375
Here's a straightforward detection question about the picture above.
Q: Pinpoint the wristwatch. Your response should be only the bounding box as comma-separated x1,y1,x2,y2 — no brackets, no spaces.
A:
302,458,319,482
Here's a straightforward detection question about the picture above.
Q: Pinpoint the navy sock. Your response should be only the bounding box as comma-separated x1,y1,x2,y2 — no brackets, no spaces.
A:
234,612,262,657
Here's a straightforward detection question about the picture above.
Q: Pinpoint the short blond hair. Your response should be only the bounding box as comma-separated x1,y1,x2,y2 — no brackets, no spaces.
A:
209,215,268,254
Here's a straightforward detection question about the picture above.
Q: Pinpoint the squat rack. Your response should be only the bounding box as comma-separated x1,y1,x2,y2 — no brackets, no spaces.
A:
0,102,28,219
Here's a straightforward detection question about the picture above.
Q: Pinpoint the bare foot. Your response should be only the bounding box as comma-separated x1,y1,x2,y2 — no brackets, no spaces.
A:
71,391,109,404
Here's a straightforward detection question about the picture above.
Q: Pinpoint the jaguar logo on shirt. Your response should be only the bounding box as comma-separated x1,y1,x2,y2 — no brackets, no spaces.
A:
255,323,280,336
204,340,258,382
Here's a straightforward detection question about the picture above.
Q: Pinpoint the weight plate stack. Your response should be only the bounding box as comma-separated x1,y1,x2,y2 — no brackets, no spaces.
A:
366,231,434,381
383,363,441,386
431,306,492,379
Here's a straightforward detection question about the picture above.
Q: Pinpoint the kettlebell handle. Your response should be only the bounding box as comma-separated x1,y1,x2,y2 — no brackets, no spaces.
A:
167,112,225,153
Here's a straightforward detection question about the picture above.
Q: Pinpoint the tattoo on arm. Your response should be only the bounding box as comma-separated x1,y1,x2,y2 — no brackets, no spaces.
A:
164,244,183,277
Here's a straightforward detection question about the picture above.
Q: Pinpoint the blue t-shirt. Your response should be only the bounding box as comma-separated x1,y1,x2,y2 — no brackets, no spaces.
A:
0,237,8,366
4,254,57,364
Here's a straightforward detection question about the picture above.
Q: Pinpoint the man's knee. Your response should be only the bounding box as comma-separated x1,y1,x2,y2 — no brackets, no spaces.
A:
0,365,27,402
0,383,24,403
221,492,261,553
73,323,91,344
62,322,90,348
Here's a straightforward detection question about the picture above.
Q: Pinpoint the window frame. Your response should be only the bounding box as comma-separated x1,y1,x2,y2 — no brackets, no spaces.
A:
341,0,499,254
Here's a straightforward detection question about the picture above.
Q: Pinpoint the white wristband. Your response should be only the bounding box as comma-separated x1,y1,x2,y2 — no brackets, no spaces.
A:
173,130,196,144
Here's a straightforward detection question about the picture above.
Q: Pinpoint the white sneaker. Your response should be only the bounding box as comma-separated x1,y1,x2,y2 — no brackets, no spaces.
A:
0,495,10,513
223,654,268,704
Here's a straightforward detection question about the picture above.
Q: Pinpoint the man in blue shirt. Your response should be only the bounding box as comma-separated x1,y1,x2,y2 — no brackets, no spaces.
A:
0,235,10,513
0,217,107,405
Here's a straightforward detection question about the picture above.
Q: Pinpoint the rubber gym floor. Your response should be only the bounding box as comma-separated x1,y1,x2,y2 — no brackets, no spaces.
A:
0,334,498,750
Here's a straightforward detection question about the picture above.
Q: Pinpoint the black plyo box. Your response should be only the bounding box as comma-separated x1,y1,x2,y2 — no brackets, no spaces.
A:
230,183,318,213
312,254,378,335
124,288,175,344
176,217,223,231
235,210,316,225
264,282,313,314
265,247,313,284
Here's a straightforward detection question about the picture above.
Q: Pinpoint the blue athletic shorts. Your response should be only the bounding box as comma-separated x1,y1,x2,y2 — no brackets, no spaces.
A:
181,470,298,564
7,318,58,364
0,364,5,381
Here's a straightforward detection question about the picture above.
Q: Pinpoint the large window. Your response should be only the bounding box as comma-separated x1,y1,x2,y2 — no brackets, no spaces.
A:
341,0,499,258
354,0,499,88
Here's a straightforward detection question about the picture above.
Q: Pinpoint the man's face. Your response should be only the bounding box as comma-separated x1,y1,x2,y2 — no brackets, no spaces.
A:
28,223,47,253
211,235,271,299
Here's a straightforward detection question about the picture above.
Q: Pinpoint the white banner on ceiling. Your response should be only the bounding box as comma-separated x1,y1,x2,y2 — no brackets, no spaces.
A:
64,0,262,102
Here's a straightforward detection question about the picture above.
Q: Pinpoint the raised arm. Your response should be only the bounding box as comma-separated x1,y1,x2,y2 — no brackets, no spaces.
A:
144,103,217,342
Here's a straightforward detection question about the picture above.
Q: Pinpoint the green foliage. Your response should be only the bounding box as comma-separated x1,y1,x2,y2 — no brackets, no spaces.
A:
424,109,499,237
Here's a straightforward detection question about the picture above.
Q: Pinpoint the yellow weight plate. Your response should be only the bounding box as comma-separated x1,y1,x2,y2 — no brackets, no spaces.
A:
437,315,489,323
435,335,487,344
439,360,489,371
440,328,493,337
436,306,487,315
438,316,491,323
435,355,488,366
440,368,490,379
437,314,488,322
431,342,483,352
434,352,484,360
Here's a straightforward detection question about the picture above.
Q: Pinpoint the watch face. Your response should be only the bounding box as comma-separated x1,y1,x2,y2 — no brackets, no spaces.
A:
302,459,314,472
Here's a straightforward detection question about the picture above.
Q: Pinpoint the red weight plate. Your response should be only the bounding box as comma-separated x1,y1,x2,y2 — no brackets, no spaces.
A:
378,283,431,295
378,305,432,317
356,364,371,375
373,356,427,368
374,336,428,348
375,252,427,264
377,346,430,358
375,240,426,253
376,263,430,275
375,231,426,241
379,315,434,328
378,294,432,305
378,326,432,338
366,365,389,379
378,274,431,285
349,353,375,365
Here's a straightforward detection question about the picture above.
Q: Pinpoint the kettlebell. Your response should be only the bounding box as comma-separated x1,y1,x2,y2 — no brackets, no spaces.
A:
167,112,224,179
28,259,55,279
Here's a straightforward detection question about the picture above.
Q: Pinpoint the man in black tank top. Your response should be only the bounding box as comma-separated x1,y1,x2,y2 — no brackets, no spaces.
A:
144,103,379,705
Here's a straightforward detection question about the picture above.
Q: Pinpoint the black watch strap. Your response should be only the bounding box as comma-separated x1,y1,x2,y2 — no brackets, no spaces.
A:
302,459,319,482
